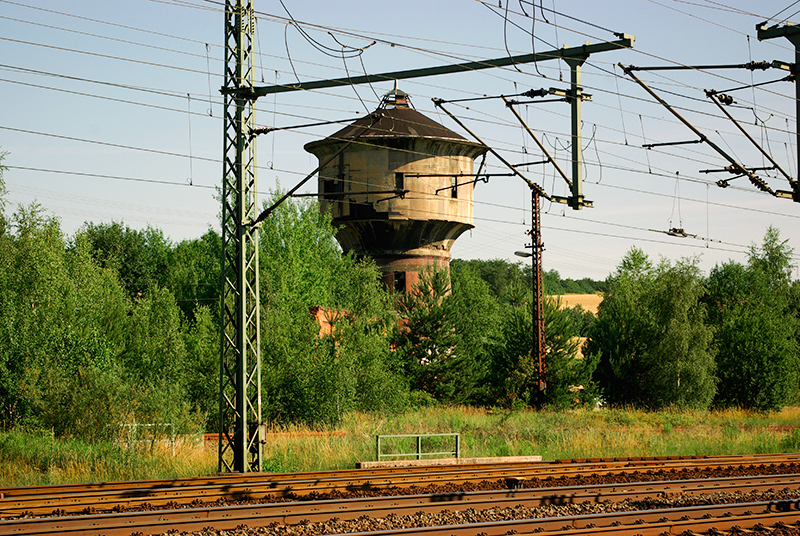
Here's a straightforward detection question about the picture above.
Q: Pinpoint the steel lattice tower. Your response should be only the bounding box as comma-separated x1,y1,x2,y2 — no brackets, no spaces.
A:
219,0,262,473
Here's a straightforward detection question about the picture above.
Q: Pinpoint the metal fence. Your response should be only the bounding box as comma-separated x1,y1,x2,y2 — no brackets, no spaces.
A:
376,433,460,461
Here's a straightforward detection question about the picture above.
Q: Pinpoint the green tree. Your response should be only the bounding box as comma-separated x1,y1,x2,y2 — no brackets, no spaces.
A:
0,196,205,438
182,306,219,431
257,194,405,425
0,150,8,234
491,294,598,409
706,227,799,411
449,265,502,404
450,258,527,306
392,266,498,405
76,222,171,300
166,230,221,321
588,248,716,409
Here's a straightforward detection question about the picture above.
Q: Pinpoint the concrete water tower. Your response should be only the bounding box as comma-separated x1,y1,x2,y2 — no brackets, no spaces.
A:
304,88,487,293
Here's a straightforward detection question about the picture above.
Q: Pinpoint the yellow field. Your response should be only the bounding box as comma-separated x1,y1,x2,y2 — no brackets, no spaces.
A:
552,293,603,314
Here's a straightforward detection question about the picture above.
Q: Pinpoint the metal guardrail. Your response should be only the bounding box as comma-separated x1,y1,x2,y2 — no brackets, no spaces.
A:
376,433,460,461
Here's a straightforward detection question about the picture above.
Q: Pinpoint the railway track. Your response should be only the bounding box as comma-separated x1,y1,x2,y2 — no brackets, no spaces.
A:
2,473,800,535
1,453,799,535
3,453,799,517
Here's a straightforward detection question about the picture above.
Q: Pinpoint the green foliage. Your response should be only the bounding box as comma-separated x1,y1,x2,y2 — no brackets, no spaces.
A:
258,194,406,426
589,248,717,409
562,304,596,337
182,306,220,431
450,258,527,306
449,266,503,403
706,227,800,411
392,267,460,401
0,150,7,233
491,295,598,409
0,157,796,441
0,204,203,438
450,259,604,303
36,363,135,442
166,230,221,321
544,269,606,295
75,222,171,300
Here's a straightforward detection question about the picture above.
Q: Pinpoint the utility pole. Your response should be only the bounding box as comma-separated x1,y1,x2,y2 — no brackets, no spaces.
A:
756,21,800,202
564,56,591,209
531,192,545,390
219,0,262,473
514,190,545,390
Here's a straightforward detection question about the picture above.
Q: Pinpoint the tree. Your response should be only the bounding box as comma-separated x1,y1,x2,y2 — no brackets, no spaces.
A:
166,230,221,321
706,227,799,411
491,293,598,409
449,265,503,404
450,258,527,306
257,193,405,425
0,150,8,234
75,222,171,300
588,248,716,409
392,265,499,405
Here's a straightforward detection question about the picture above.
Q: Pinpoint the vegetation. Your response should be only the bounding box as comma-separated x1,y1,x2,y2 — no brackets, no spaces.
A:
0,147,799,483
588,250,717,409
704,228,800,411
2,405,799,486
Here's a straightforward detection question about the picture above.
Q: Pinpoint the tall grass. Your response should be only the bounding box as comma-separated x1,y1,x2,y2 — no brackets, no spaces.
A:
2,407,798,486
0,430,216,487
261,406,800,473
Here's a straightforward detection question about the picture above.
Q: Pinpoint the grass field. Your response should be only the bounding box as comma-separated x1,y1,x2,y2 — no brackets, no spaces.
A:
1,406,798,486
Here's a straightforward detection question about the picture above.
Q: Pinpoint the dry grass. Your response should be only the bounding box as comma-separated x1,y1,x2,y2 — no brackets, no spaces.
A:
0,432,216,487
259,406,800,472
3,406,798,485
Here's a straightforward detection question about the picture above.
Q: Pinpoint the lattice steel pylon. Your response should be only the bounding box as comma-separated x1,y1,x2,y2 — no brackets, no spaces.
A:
218,0,262,473
531,192,545,391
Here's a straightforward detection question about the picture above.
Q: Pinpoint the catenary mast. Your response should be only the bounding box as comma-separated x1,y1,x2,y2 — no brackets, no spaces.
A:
219,0,262,473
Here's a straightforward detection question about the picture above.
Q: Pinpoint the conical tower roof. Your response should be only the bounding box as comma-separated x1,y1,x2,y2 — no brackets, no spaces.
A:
305,87,481,150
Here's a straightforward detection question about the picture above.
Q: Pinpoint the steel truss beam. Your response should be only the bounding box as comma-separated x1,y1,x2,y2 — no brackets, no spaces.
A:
756,21,800,202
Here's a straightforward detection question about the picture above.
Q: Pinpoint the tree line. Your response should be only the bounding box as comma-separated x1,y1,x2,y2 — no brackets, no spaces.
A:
0,172,797,440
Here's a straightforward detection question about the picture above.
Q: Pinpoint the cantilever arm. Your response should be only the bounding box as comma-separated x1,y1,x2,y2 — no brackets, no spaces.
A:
621,64,775,196
502,95,572,189
706,90,795,188
432,99,550,199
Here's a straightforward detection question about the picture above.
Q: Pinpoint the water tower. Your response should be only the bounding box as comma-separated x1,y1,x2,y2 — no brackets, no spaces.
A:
304,88,487,292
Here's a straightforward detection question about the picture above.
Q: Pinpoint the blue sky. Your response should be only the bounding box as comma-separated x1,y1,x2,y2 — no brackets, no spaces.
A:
2,0,800,279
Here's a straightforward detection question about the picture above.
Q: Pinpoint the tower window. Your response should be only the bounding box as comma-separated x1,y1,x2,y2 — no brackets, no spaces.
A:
451,176,458,198
393,271,406,293
395,172,404,191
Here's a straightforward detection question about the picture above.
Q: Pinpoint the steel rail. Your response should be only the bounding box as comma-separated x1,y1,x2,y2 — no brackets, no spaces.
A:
331,502,800,536
2,454,800,517
2,473,799,534
3,490,799,536
3,453,796,499
347,502,800,535
2,462,798,517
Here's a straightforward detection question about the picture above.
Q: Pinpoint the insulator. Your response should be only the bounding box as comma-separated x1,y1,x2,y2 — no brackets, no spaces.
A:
718,94,734,106
746,61,771,71
748,175,771,192
522,88,549,99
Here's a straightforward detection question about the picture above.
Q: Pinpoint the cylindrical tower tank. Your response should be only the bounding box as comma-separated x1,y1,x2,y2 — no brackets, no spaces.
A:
304,88,487,293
